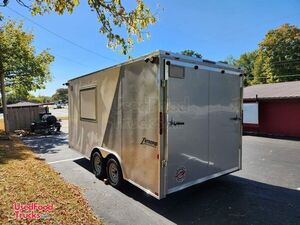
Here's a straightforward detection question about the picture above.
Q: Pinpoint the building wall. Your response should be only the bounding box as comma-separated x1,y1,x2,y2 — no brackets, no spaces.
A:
244,99,300,138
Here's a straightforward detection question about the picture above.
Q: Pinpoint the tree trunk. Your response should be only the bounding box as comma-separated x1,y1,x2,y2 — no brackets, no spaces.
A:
0,71,9,133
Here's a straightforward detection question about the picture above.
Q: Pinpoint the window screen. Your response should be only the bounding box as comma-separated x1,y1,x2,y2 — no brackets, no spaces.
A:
169,65,185,79
243,103,258,124
80,87,96,121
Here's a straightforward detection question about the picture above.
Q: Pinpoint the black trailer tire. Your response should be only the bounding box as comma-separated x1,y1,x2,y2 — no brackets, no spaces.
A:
106,158,123,188
91,151,106,179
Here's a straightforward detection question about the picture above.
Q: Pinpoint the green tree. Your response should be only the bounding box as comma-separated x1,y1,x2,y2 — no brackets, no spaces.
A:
223,55,237,66
254,24,300,83
233,24,300,86
181,50,202,58
251,53,265,84
6,93,22,104
0,18,54,132
4,93,51,104
1,0,157,54
235,51,257,86
28,94,52,103
39,95,52,103
52,88,68,102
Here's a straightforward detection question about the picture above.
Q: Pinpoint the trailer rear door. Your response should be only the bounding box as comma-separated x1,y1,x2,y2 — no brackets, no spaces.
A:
166,62,210,192
166,60,241,194
208,71,241,174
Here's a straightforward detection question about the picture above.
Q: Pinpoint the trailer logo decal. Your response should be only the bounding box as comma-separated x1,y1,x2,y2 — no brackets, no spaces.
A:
175,167,187,182
140,137,158,148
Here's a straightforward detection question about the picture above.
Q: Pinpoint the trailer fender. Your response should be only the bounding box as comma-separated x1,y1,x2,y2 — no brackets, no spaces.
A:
92,147,124,173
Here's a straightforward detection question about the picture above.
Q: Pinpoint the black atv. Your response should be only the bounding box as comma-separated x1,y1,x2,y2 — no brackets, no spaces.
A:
30,113,61,134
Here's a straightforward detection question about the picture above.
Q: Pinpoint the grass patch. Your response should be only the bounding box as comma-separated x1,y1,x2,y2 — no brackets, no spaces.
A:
0,136,103,224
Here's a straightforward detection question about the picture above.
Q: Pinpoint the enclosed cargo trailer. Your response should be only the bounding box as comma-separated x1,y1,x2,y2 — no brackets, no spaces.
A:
68,50,243,199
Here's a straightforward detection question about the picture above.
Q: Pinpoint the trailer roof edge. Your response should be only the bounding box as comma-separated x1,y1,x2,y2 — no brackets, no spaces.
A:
68,50,243,82
68,50,161,82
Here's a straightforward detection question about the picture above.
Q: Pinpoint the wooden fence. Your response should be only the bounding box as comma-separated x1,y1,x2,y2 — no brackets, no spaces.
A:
7,106,43,132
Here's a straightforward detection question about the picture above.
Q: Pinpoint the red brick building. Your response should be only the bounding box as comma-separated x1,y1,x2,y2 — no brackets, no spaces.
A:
243,81,300,138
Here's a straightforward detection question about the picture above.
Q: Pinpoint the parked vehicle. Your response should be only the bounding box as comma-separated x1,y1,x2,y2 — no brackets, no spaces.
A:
68,50,243,199
55,100,64,109
30,112,61,134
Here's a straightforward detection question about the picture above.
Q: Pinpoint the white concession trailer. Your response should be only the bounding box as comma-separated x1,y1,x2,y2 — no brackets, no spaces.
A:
68,50,243,199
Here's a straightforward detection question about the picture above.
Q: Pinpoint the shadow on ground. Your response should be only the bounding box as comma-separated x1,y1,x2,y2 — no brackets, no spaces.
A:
74,157,300,225
21,132,68,154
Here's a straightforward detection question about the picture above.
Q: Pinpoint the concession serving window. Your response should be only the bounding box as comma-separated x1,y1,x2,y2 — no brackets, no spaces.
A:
80,87,97,121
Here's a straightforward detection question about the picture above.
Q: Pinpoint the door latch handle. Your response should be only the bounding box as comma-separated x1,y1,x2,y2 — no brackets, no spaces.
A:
230,115,241,121
169,118,185,126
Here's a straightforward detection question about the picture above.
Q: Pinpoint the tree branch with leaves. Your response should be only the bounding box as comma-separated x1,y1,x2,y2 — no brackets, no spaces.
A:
1,0,157,54
180,49,202,59
0,18,54,132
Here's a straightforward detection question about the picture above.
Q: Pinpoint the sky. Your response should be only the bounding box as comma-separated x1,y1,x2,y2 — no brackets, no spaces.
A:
1,0,300,96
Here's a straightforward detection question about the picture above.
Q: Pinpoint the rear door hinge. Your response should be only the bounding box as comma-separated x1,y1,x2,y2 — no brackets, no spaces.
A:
161,160,167,168
161,80,167,88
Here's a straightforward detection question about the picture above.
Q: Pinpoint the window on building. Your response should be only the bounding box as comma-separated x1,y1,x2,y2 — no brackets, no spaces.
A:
243,103,258,124
80,87,97,121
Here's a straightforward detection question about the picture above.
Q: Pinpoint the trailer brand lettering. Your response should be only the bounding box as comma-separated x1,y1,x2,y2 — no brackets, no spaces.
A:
175,167,187,182
140,137,158,148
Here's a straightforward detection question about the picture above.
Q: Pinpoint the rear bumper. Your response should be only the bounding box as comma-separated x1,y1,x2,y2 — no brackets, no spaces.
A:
167,167,240,195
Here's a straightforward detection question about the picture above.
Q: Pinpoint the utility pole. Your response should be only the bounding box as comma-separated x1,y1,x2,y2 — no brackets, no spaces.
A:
0,70,9,134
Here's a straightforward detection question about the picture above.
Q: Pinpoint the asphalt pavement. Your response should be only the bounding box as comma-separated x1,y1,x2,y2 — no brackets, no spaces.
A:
21,122,300,225
49,106,68,118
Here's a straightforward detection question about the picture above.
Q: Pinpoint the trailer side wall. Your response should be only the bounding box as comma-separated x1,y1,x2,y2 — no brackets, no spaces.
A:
69,60,161,196
69,67,120,157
